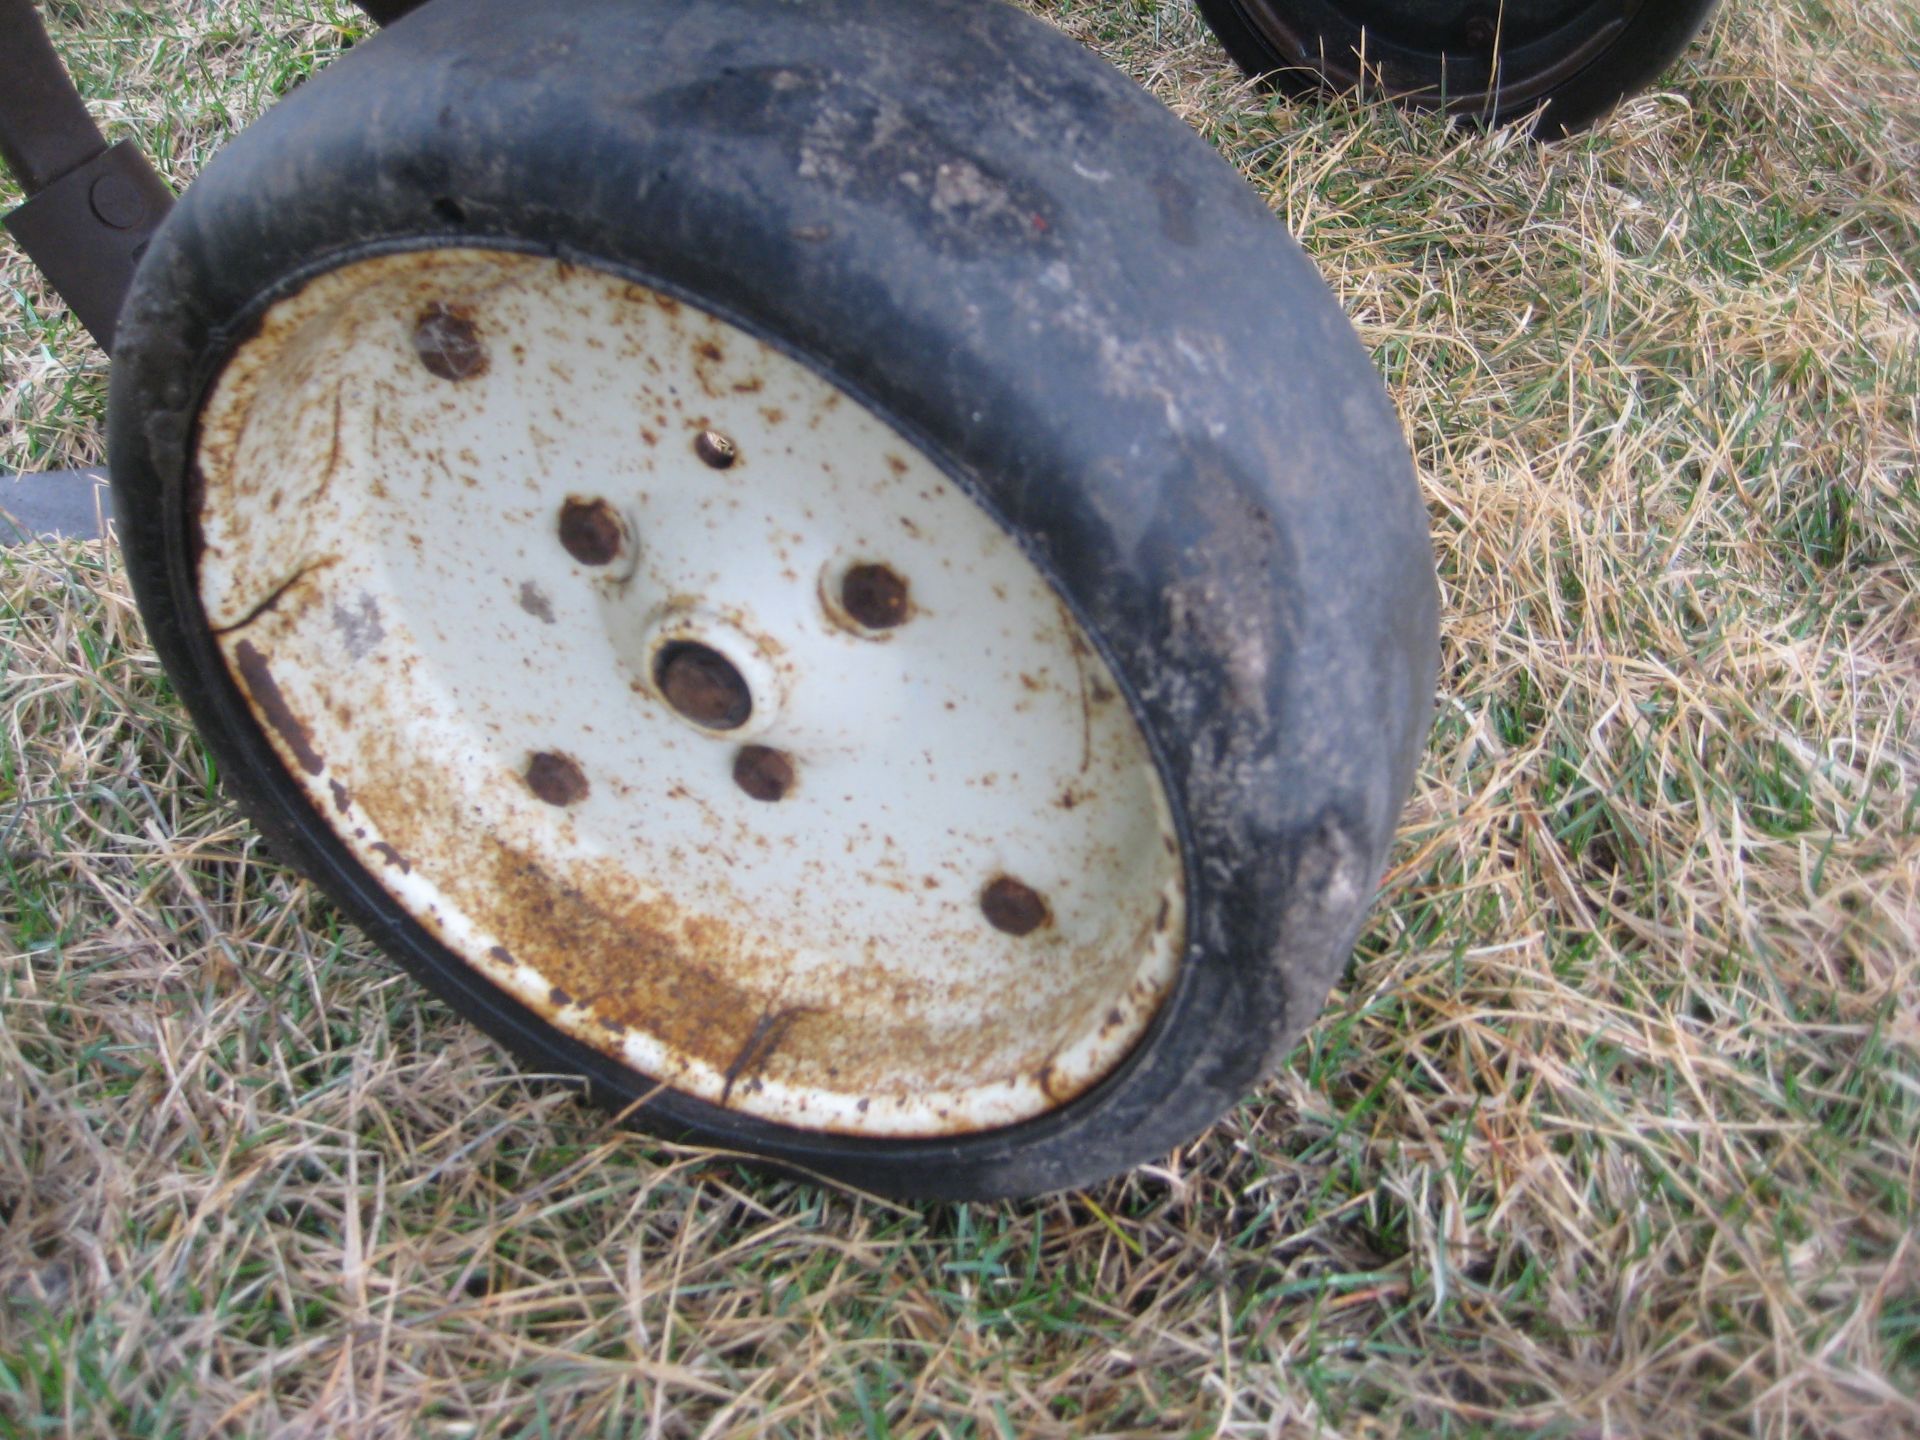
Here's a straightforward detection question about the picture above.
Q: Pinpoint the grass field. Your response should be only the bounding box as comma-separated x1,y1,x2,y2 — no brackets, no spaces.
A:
3,0,1917,1435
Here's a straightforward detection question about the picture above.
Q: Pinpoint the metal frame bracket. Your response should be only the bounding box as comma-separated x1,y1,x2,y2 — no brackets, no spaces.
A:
5,139,173,351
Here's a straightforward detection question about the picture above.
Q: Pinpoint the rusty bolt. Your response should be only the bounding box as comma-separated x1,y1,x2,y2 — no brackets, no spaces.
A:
841,563,910,630
656,641,752,730
411,303,488,381
733,745,795,802
981,875,1050,936
694,430,738,469
558,496,624,566
526,751,589,806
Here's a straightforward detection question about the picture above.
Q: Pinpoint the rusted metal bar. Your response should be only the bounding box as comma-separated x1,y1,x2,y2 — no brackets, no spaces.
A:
0,469,112,543
5,140,173,350
352,0,429,25
0,0,105,195
2,0,174,351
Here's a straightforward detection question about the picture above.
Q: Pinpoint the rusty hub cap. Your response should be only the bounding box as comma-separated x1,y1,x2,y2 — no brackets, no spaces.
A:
192,248,1185,1138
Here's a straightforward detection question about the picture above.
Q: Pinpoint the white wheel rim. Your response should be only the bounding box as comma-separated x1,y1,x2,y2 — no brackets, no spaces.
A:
194,248,1185,1137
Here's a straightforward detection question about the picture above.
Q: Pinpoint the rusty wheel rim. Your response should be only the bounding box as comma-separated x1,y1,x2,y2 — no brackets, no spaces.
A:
192,247,1187,1138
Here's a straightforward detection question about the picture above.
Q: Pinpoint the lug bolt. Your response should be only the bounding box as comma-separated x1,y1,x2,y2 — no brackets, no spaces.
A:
733,745,795,802
695,430,738,469
526,751,589,806
981,875,1050,936
841,563,910,630
411,303,488,381
557,496,625,566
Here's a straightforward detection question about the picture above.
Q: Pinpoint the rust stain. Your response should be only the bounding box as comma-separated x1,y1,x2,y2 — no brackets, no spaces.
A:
232,640,324,776
351,721,766,1080
474,844,761,1074
324,388,344,487
344,727,1069,1101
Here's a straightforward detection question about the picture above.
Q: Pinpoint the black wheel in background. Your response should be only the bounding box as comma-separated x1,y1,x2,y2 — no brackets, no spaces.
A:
1198,0,1720,137
108,0,1438,1200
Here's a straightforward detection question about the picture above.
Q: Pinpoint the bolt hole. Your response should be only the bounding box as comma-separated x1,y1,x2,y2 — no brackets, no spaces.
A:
981,875,1050,936
694,431,738,469
841,563,910,630
733,745,795,802
557,496,625,566
431,195,468,226
526,751,589,807
655,641,752,730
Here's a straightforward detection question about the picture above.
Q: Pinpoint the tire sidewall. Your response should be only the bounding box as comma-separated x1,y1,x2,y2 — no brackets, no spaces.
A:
1197,0,1721,135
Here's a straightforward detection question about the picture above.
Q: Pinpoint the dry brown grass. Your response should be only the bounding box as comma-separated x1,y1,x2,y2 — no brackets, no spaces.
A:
3,0,1917,1435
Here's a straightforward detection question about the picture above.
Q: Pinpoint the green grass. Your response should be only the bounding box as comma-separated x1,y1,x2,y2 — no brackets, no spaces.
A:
4,0,1919,1435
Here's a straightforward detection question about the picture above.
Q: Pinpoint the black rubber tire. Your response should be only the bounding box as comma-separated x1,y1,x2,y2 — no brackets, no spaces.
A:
1198,0,1720,137
107,0,1438,1200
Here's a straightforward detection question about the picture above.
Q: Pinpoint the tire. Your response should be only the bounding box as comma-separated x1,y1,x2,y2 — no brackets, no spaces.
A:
1198,0,1720,137
107,0,1438,1200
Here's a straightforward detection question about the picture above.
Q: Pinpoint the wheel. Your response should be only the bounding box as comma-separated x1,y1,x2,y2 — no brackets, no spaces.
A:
107,0,1438,1200
1198,0,1720,137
